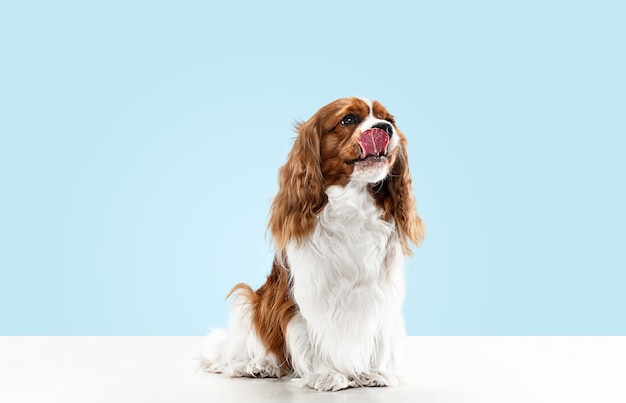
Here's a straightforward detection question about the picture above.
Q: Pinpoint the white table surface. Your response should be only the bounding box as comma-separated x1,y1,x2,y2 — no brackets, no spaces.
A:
1,336,625,402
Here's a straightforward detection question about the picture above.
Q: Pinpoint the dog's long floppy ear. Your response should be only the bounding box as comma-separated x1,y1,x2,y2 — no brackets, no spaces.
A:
269,117,327,252
375,130,425,255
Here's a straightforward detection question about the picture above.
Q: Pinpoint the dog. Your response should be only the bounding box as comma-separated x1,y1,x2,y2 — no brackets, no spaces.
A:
200,97,424,391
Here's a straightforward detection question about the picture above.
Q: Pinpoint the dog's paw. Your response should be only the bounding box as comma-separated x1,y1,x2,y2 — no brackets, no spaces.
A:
230,359,282,378
198,356,225,374
354,370,396,387
302,371,356,391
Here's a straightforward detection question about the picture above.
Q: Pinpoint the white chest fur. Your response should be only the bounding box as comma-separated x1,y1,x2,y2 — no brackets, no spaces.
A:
285,182,406,376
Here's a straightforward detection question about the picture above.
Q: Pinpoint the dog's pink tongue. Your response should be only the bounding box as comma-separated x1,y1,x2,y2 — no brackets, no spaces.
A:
358,128,389,158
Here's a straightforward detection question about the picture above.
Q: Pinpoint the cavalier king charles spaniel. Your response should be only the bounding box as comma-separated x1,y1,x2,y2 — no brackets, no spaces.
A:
200,97,424,391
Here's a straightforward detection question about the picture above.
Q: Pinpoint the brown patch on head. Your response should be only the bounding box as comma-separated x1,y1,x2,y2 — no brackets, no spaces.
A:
318,98,370,187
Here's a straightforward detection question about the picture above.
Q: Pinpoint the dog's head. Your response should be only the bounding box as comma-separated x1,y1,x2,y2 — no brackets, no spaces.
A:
269,97,424,253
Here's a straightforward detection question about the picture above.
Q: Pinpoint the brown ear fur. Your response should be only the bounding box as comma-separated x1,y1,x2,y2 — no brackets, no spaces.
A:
268,119,326,251
372,131,425,254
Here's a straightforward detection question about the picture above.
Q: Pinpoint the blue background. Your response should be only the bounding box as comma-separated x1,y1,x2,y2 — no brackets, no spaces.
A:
1,1,624,336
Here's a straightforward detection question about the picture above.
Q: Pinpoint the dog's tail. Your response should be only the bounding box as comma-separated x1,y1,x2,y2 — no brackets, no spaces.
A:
198,283,286,378
198,284,254,373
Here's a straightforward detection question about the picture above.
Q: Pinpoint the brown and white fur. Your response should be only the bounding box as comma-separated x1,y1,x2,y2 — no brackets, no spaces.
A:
200,97,424,391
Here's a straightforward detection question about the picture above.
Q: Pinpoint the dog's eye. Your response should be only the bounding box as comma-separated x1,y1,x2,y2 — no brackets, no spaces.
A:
341,114,359,126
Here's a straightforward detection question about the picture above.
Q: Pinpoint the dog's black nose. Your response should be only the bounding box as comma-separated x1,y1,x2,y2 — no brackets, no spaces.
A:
373,122,393,137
